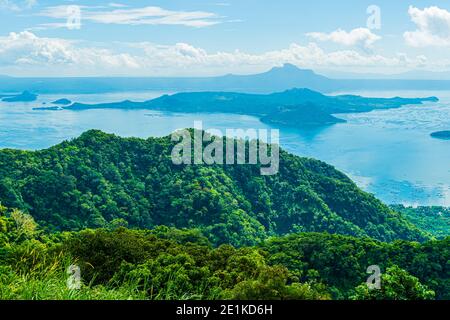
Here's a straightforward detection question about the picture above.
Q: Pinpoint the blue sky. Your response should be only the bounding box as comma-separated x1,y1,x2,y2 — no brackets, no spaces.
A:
1,0,450,76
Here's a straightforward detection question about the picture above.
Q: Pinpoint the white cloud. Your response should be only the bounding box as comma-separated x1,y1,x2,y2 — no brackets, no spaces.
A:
0,31,440,76
404,6,450,47
130,42,424,72
0,31,139,74
307,28,381,49
108,3,127,8
0,0,36,11
38,5,221,28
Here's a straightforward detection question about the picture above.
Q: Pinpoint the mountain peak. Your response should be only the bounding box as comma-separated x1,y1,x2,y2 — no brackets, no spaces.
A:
266,63,318,77
280,63,301,70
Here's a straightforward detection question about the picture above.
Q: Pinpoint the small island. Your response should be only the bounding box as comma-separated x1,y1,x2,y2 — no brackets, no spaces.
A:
2,91,38,102
431,131,450,140
51,98,72,105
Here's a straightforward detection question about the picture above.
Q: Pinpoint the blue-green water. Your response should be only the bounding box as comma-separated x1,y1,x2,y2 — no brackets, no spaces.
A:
1,90,449,206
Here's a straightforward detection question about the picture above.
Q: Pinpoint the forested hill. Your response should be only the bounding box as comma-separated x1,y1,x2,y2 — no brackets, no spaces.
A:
0,130,426,246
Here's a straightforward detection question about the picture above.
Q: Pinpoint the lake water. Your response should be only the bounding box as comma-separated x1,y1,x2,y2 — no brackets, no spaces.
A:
0,90,449,207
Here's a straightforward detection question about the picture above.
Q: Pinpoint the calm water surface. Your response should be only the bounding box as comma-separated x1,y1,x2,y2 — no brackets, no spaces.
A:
1,90,449,206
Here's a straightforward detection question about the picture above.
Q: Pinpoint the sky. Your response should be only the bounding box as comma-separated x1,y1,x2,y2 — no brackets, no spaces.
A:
1,0,450,77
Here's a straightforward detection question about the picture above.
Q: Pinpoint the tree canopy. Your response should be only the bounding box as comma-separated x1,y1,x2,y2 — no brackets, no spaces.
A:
0,130,426,247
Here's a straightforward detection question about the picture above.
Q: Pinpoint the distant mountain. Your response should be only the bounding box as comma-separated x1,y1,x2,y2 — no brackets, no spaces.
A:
210,64,336,92
323,70,450,80
65,88,437,129
394,70,450,80
2,64,450,94
0,64,335,94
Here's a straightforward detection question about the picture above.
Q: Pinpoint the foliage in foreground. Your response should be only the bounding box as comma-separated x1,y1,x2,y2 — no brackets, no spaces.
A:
351,266,435,300
0,211,447,300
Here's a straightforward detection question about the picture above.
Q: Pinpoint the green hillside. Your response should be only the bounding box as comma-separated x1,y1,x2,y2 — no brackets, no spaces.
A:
0,130,426,246
393,205,450,239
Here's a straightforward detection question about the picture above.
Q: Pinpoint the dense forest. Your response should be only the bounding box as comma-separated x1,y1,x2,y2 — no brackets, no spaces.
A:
0,130,426,247
0,210,447,300
393,205,450,239
0,130,448,300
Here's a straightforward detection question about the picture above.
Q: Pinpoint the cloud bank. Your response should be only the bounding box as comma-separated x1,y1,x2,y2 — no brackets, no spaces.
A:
0,0,36,11
404,6,450,47
38,5,222,28
0,31,437,76
307,28,381,49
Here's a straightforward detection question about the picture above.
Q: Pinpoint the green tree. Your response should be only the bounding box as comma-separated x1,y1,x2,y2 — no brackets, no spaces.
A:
10,209,38,241
224,265,330,300
351,265,435,300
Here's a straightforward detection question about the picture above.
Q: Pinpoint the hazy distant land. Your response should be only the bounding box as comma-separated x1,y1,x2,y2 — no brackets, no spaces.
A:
1,91,37,102
2,64,450,94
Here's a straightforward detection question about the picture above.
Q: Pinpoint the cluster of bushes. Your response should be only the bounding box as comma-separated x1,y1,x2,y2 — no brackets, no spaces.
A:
0,211,330,300
0,210,447,300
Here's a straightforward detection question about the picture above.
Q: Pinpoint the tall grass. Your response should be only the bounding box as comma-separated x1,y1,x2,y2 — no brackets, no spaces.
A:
0,262,150,300
0,240,148,300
